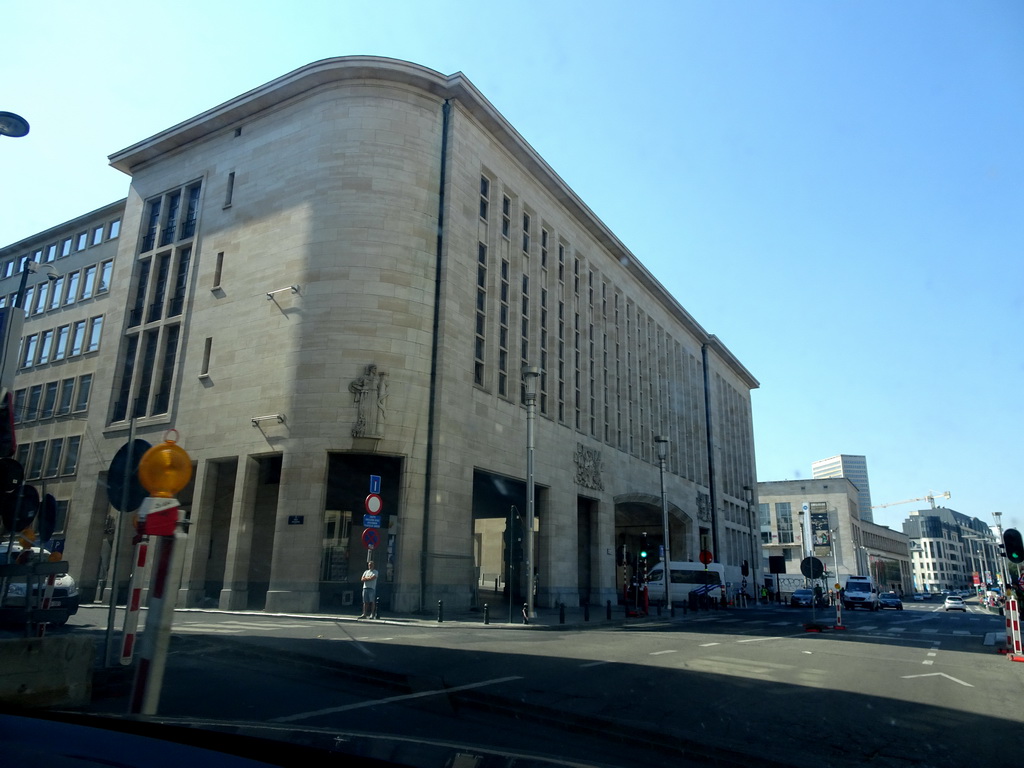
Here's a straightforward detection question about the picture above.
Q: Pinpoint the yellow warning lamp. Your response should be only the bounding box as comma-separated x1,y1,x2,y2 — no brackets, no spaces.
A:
137,431,192,498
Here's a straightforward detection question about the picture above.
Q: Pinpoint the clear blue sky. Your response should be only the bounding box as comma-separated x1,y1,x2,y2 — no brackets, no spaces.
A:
2,1,1021,531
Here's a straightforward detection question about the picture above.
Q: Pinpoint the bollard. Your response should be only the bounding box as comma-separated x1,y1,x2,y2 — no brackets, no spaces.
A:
438,600,444,623
606,600,612,620
484,603,490,625
584,603,590,622
374,596,380,620
559,603,566,624
522,603,530,625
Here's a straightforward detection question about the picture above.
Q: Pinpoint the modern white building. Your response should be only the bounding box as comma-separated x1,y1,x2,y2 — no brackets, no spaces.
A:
902,508,1000,593
812,454,874,523
1,57,760,616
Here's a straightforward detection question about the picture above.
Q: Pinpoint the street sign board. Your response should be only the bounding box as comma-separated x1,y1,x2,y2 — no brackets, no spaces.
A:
800,556,824,579
363,514,381,528
698,549,713,565
364,493,382,515
362,528,380,549
369,475,381,494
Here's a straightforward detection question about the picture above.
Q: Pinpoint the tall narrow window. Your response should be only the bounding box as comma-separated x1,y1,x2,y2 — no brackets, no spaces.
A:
21,334,38,368
37,329,53,365
112,336,139,422
501,196,511,239
160,191,180,247
148,253,170,322
26,385,42,421
128,259,151,327
213,252,224,289
70,321,86,356
61,436,81,475
522,213,531,253
224,172,235,208
474,244,487,387
43,439,63,478
168,247,191,316
64,271,80,305
74,374,92,412
57,378,74,415
479,176,490,220
109,218,121,239
134,331,160,417
53,325,69,361
80,265,97,300
98,260,113,294
200,337,212,377
28,441,46,479
48,277,64,310
40,382,58,419
142,199,161,251
182,184,201,238
153,325,180,414
33,282,49,314
87,316,103,352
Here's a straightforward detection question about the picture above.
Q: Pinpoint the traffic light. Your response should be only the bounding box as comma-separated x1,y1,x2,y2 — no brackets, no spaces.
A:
1003,529,1024,565
741,560,749,577
639,531,648,560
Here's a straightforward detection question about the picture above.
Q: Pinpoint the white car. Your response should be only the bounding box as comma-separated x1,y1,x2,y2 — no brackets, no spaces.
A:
944,595,967,612
0,544,80,626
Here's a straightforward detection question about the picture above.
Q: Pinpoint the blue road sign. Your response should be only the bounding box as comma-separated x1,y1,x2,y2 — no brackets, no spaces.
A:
363,514,381,528
369,474,381,494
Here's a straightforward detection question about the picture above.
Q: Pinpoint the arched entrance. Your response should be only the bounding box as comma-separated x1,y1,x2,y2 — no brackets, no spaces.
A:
613,493,693,598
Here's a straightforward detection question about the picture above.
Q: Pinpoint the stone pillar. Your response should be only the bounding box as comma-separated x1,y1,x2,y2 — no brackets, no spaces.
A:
264,448,324,614
178,459,212,607
219,456,259,611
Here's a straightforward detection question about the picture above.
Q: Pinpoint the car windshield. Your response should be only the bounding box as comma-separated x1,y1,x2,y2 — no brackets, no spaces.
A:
0,5,1016,768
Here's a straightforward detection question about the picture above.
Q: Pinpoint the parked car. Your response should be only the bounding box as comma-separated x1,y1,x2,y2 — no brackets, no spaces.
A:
0,544,79,627
878,592,904,610
944,595,967,612
790,588,814,607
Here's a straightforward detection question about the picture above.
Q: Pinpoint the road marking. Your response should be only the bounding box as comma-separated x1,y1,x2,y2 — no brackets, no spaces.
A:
920,628,939,634
580,660,611,668
174,626,244,634
737,636,785,643
886,627,906,633
901,672,972,687
922,660,934,665
952,631,972,636
650,650,677,656
699,642,720,647
270,676,524,722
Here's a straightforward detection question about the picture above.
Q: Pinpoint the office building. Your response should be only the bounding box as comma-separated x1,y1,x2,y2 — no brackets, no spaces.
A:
1,57,759,615
812,454,873,523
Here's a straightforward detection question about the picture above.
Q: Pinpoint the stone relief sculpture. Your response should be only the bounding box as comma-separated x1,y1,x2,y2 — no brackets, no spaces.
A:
696,491,712,522
574,443,604,491
349,364,388,438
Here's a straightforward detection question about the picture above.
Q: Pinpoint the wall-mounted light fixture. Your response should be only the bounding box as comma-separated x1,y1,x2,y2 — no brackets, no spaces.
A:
266,285,299,300
251,414,284,427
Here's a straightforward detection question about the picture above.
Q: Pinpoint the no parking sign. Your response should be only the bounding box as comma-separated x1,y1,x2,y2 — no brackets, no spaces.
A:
362,528,380,550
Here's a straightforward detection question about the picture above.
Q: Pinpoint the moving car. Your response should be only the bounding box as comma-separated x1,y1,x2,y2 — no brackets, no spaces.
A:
878,592,903,610
944,595,967,612
790,588,814,607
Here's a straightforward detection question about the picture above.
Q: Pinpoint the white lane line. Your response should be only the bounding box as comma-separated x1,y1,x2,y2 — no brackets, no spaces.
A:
886,627,906,633
699,642,720,647
737,636,785,643
580,660,611,668
952,631,972,636
271,676,524,722
920,629,939,634
922,660,934,665
650,650,677,656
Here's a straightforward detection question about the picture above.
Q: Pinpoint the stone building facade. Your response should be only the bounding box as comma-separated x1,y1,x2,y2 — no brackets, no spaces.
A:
757,478,912,596
2,57,759,614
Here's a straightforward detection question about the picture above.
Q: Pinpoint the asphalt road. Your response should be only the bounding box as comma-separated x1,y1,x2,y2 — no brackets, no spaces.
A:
59,599,1024,768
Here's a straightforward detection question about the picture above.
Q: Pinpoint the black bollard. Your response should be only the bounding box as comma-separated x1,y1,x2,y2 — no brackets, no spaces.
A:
559,603,565,624
584,603,590,622
438,600,444,622
484,603,490,625
374,596,380,620
606,600,612,620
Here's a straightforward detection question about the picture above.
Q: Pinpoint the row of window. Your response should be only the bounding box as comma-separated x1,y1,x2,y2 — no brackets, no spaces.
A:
15,435,82,482
3,219,120,279
12,374,93,424
0,260,113,317
20,317,103,369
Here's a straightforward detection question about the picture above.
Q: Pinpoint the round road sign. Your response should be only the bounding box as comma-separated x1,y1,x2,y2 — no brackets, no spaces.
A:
364,493,383,515
362,528,380,549
698,549,713,565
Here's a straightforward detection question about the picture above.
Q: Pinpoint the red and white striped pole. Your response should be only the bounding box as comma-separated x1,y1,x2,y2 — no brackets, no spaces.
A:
1007,598,1023,662
126,433,191,716
119,537,148,665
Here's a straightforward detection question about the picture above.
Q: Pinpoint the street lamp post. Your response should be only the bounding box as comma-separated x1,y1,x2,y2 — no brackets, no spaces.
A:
522,365,540,620
994,512,1005,592
655,436,672,616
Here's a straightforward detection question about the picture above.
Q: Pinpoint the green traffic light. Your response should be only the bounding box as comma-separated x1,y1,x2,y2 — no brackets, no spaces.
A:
639,550,647,558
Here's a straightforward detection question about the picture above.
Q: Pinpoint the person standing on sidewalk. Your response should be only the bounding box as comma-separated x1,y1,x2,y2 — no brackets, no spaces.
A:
359,561,379,619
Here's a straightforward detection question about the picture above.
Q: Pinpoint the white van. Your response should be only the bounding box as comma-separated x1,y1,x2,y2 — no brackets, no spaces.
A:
645,561,725,606
842,575,879,611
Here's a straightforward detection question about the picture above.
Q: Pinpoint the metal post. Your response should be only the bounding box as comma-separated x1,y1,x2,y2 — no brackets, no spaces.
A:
744,485,757,608
656,437,672,617
523,366,539,620
483,603,489,625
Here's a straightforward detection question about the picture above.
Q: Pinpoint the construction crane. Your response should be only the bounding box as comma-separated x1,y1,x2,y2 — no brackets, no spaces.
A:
870,491,951,510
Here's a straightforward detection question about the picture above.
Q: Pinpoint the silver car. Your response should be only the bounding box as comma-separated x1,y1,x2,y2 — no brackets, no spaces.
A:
944,595,967,612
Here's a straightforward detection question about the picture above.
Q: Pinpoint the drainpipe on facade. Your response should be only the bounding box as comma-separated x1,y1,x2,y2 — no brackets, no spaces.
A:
701,343,720,564
420,99,451,612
